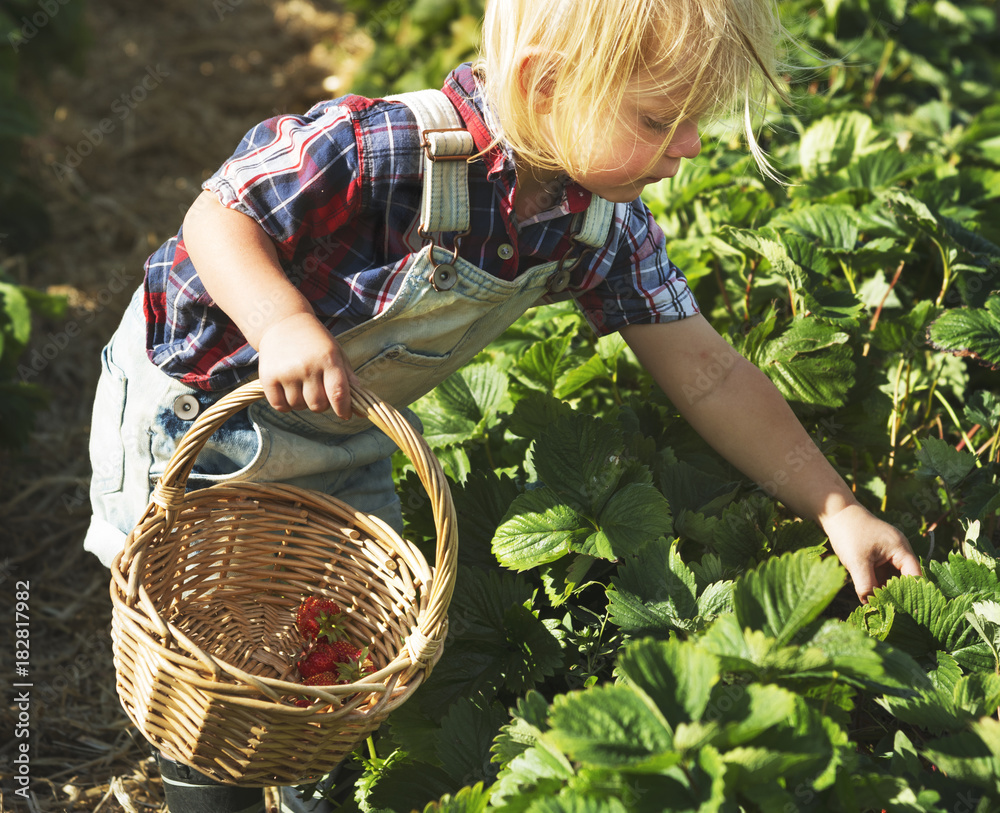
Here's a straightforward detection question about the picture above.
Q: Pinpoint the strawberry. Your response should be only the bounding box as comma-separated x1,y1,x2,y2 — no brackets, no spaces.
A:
335,646,375,684
297,640,360,679
303,671,339,686
297,643,337,679
295,596,346,643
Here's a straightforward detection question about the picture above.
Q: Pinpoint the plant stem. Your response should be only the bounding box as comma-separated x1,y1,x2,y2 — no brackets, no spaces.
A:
864,38,895,108
882,356,907,512
840,259,857,294
744,259,757,321
713,259,736,320
862,258,905,357
932,389,982,469
932,237,953,307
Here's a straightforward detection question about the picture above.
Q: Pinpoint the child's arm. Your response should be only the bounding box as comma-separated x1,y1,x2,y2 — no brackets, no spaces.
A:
182,190,358,419
620,315,921,601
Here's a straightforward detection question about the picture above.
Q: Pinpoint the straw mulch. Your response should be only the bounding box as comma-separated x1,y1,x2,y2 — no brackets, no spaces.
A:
0,2,372,809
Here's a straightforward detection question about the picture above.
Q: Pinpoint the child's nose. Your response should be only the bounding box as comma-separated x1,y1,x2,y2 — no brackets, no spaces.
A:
666,120,701,159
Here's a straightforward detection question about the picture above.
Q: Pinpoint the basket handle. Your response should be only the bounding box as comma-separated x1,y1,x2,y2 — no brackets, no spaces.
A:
147,380,459,667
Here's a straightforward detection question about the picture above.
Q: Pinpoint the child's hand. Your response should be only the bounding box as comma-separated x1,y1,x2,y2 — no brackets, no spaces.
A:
257,313,359,420
822,503,922,602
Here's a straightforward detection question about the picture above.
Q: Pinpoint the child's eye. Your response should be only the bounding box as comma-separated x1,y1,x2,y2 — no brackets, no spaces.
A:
643,116,674,135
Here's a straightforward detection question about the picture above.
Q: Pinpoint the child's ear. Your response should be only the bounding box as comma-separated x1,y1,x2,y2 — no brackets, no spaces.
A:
514,47,563,112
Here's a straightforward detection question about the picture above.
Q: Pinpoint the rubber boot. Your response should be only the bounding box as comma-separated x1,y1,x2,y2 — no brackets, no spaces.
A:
155,752,265,813
276,767,340,813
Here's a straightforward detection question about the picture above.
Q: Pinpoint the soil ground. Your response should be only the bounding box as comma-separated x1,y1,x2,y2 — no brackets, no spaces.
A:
0,2,370,809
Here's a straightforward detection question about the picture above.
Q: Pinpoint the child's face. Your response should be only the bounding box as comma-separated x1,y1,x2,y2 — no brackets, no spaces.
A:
570,72,702,203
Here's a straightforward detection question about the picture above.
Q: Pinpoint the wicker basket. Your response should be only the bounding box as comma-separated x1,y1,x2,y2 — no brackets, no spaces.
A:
109,381,457,786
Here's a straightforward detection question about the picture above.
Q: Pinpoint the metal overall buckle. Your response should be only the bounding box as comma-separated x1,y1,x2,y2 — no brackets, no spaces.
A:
548,227,584,293
420,226,470,291
418,127,474,291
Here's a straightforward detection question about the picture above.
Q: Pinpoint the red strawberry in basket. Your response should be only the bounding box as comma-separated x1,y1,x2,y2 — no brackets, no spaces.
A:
335,646,375,685
297,641,360,679
303,671,339,686
295,596,347,643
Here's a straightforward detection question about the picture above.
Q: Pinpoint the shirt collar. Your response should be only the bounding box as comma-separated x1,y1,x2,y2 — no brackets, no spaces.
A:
441,63,592,216
441,63,512,181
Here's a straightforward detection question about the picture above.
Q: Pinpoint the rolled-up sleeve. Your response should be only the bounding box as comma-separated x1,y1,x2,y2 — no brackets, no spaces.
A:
574,200,699,336
202,101,364,257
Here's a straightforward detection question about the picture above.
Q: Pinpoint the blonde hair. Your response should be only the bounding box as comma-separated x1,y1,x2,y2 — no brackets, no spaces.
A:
476,0,790,179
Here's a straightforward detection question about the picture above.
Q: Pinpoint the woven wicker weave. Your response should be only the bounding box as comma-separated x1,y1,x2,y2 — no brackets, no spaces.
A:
109,381,457,786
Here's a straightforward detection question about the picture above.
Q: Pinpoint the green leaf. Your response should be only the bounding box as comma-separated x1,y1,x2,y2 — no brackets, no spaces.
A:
756,318,855,410
713,683,801,748
864,577,991,669
697,614,824,678
965,390,1000,429
967,600,1000,671
436,699,509,786
590,483,672,559
657,459,740,518
881,652,998,736
0,281,32,346
797,111,887,177
843,148,923,191
367,760,459,812
806,619,931,695
516,334,573,391
871,301,937,354
721,225,811,290
526,796,631,813
616,637,720,729
418,568,562,709
802,286,865,324
452,470,522,569
492,488,590,571
508,391,577,440
420,782,491,813
503,602,566,692
540,554,597,608
928,295,1000,371
708,495,775,570
533,415,627,515
608,537,701,635
732,550,847,646
545,684,677,770
928,553,1000,600
770,204,859,250
417,362,509,445
492,690,551,768
555,354,611,399
922,718,1000,797
915,436,978,487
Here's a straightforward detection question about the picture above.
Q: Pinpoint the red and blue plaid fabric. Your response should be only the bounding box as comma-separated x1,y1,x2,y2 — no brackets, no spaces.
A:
142,64,699,391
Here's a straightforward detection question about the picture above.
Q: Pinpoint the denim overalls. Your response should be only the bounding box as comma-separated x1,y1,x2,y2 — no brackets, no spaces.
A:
85,89,614,568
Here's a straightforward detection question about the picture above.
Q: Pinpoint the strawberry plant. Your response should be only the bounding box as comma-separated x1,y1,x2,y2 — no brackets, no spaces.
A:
301,0,1000,809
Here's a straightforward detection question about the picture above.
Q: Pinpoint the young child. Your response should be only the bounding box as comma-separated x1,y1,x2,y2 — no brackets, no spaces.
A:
86,0,921,809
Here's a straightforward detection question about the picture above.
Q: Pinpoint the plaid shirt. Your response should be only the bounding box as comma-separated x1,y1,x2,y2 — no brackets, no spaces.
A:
142,64,698,391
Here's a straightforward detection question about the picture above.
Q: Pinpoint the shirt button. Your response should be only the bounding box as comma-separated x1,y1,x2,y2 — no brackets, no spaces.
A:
173,394,201,420
497,243,514,260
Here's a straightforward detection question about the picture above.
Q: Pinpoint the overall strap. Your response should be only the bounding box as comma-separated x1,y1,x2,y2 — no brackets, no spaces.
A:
575,196,615,248
387,89,475,236
390,89,614,254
